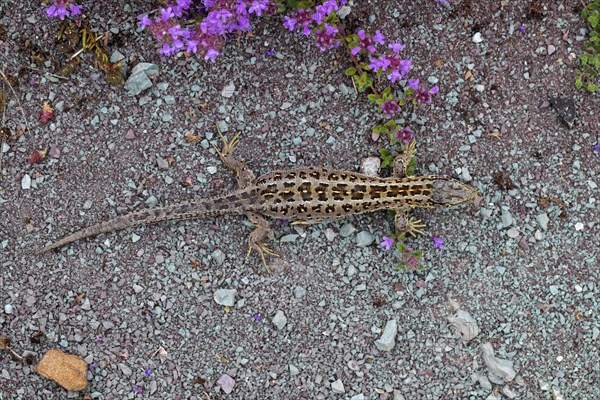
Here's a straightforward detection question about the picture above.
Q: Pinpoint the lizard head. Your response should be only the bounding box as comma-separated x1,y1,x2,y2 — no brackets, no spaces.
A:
430,178,478,206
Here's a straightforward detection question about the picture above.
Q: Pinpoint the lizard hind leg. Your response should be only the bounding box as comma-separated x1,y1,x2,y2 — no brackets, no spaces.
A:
394,209,426,237
245,212,279,272
393,139,417,178
212,128,256,188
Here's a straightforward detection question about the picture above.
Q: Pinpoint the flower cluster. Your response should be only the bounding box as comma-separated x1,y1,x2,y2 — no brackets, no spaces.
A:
283,0,345,51
45,0,82,20
139,0,274,60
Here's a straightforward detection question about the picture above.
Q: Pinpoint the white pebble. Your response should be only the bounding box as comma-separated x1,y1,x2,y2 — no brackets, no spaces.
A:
21,174,31,190
472,32,483,43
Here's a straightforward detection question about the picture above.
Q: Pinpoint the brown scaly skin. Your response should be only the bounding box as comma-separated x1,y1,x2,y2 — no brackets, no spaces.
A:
37,134,478,267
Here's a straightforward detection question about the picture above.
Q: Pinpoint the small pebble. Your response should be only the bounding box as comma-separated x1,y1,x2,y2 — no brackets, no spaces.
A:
21,174,32,190
472,32,483,43
272,310,287,330
217,374,235,394
331,379,345,394
214,289,236,307
374,319,397,351
507,228,520,238
356,231,374,247
4,304,14,314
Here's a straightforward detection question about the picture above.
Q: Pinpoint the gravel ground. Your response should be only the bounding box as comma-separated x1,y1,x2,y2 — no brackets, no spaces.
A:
1,0,599,399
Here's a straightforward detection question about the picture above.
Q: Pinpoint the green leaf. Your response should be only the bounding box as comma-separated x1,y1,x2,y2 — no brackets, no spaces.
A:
345,67,356,76
576,77,583,89
367,94,379,102
588,83,598,92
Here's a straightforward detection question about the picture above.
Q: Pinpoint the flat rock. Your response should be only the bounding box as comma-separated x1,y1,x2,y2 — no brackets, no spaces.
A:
448,310,480,342
331,378,345,394
35,349,87,391
217,374,235,394
374,319,397,351
214,289,236,307
272,310,287,330
480,342,517,384
125,63,159,96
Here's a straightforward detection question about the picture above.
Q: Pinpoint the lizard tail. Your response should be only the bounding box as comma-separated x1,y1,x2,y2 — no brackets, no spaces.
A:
36,188,258,254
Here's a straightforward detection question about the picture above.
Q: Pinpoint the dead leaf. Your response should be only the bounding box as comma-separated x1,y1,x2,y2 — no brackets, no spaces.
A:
434,59,443,68
185,133,202,143
465,70,473,80
35,349,87,391
28,149,47,164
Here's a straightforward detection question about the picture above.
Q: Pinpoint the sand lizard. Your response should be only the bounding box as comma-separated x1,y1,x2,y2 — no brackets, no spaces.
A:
37,134,478,265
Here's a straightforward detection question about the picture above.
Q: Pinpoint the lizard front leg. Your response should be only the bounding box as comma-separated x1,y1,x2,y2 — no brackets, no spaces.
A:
212,129,256,188
394,208,426,237
245,212,279,272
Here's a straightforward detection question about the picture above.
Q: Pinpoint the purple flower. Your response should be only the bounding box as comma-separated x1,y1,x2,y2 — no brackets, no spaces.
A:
517,24,526,33
144,368,152,376
394,127,413,144
373,30,385,45
95,336,104,344
407,78,420,91
159,43,173,56
381,100,400,118
283,16,297,31
249,0,269,16
415,85,439,104
380,236,394,251
389,41,405,53
49,4,69,20
266,49,275,56
160,7,174,22
594,143,600,152
186,39,199,53
133,386,142,395
253,312,262,321
69,4,82,16
352,30,377,55
432,236,444,249
204,48,220,61
138,15,153,29
314,23,339,51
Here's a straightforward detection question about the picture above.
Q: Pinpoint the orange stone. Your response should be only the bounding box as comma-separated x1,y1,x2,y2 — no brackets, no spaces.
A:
35,349,87,391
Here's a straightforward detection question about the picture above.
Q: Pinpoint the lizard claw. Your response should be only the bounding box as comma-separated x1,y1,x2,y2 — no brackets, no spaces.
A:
246,242,279,273
404,217,426,236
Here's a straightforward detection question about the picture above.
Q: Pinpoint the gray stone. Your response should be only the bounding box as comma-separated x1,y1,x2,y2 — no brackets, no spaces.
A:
331,379,345,394
289,364,299,376
293,286,306,298
272,310,287,330
375,319,398,351
125,63,159,96
145,196,158,207
339,223,356,237
210,250,225,265
536,213,549,230
356,231,375,247
157,157,169,170
221,84,235,98
217,374,235,394
214,289,236,307
500,210,513,227
448,310,480,342
481,342,517,384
